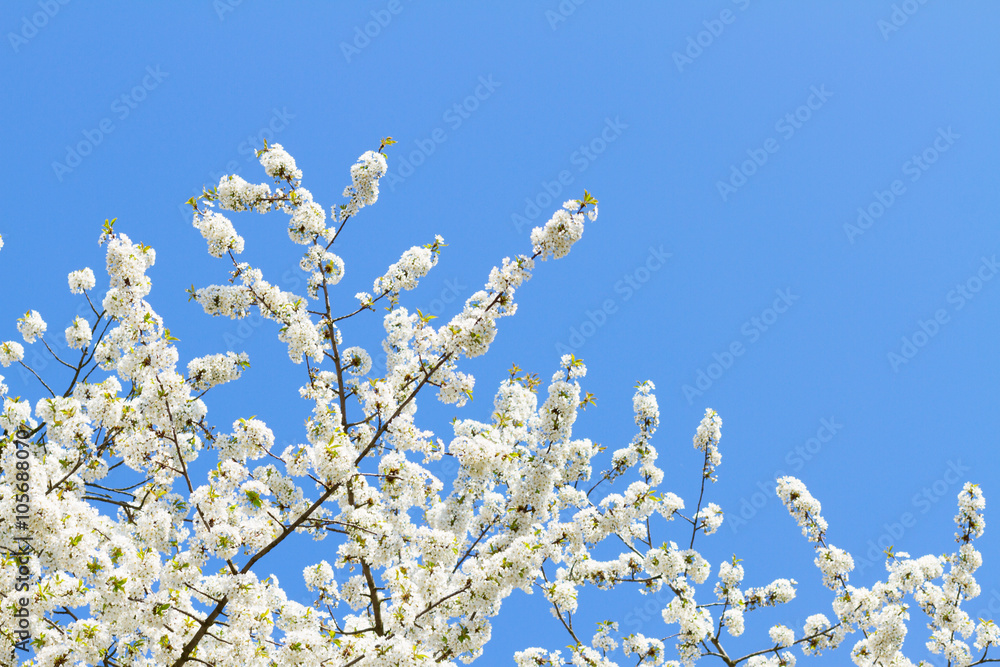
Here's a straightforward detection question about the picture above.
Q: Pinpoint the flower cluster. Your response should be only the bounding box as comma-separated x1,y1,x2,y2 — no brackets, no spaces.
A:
217,173,273,213
530,198,595,260
693,407,722,480
64,316,92,350
1,141,994,667
67,267,96,293
373,240,440,296
259,142,303,182
193,209,245,257
17,309,46,343
0,340,24,366
776,476,827,543
340,149,387,220
187,350,250,390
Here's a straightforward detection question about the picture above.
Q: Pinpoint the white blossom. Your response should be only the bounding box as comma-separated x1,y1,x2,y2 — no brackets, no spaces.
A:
0,341,24,366
68,267,96,293
193,209,245,257
64,316,92,349
259,142,303,181
17,309,46,342
2,140,994,667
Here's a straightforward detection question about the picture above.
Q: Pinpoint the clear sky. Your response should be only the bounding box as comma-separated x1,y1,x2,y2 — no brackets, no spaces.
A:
2,2,999,664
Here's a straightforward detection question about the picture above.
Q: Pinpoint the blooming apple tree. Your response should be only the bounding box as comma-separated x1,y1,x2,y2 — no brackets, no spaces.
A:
0,141,996,667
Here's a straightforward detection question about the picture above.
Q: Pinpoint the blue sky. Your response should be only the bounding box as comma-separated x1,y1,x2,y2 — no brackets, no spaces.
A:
3,2,999,664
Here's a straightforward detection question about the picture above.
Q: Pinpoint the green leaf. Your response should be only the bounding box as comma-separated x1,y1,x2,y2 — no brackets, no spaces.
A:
245,490,263,509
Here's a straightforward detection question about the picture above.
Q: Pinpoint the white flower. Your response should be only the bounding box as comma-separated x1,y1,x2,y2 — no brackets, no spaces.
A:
374,245,437,294
770,624,795,647
303,560,338,597
220,417,274,462
193,210,245,257
68,267,96,293
815,545,854,590
17,310,46,343
776,476,827,543
693,408,723,479
259,143,303,181
801,614,833,655
187,351,250,390
622,634,665,666
341,346,371,375
591,622,618,653
340,150,387,220
975,620,1000,651
217,174,272,213
1,396,34,433
722,608,745,636
957,482,986,540
0,341,24,366
545,580,578,615
718,560,744,590
695,503,724,535
530,208,586,260
65,317,93,350
288,200,327,245
745,578,798,609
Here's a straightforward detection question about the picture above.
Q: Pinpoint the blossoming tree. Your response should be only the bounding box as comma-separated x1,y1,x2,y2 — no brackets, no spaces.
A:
0,142,995,667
